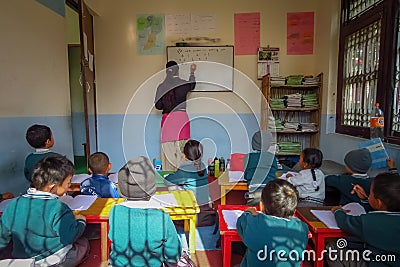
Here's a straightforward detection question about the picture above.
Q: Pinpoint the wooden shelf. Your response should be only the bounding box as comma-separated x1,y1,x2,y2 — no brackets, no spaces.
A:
271,107,319,111
273,130,319,134
276,153,301,156
270,84,320,89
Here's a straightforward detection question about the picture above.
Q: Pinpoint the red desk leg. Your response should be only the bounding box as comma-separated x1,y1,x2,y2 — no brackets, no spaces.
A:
314,235,325,267
223,236,232,267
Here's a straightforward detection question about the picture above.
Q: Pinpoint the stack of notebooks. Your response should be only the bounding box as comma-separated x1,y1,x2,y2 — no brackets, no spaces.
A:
277,141,302,154
302,76,320,85
286,75,304,85
283,121,300,131
299,122,318,132
270,119,285,131
285,93,302,108
271,76,286,86
270,98,285,109
302,93,318,107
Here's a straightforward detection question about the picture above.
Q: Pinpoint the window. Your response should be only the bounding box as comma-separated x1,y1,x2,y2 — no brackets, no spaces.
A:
336,0,400,143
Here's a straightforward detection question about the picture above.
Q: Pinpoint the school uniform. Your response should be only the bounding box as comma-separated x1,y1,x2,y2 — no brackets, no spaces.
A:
164,161,210,205
244,151,278,205
0,188,86,261
108,204,181,267
237,211,308,267
287,169,325,205
332,209,400,267
24,149,61,181
80,174,119,198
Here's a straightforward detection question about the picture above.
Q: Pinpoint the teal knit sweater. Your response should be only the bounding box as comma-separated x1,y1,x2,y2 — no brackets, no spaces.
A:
24,150,61,181
0,192,86,260
108,205,181,267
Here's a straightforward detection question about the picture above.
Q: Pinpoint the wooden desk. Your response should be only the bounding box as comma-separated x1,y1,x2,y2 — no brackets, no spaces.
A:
295,206,347,267
76,190,200,264
218,172,248,205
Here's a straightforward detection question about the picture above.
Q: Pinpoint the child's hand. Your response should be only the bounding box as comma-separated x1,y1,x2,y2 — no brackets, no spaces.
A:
350,184,368,200
75,214,86,221
387,157,396,169
190,64,197,73
1,192,14,200
245,207,258,216
331,206,343,213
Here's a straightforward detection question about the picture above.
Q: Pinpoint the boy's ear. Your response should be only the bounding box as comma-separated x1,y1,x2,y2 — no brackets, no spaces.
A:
259,200,265,213
376,198,387,211
106,163,112,173
88,167,93,174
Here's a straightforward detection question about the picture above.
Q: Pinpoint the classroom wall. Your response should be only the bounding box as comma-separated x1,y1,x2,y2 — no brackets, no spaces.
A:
0,1,74,194
92,0,329,170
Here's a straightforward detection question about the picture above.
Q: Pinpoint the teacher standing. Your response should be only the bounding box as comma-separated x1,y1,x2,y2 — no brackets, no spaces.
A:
154,61,197,171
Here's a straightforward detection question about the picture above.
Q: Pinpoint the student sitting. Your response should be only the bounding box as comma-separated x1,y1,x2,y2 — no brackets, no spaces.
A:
244,130,278,206
164,140,215,226
0,156,89,266
0,192,14,201
237,179,309,267
325,148,374,208
24,124,61,182
80,152,119,198
281,148,325,206
109,156,181,267
326,172,400,267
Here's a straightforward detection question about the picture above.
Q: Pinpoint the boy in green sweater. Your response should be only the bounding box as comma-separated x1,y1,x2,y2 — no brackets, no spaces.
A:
109,156,182,267
24,124,61,182
237,179,309,267
0,156,89,266
327,172,400,267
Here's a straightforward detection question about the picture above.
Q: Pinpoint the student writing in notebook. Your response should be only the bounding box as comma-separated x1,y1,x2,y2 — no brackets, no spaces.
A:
24,124,61,182
0,156,89,266
80,152,119,198
236,179,308,267
108,156,181,267
326,172,400,267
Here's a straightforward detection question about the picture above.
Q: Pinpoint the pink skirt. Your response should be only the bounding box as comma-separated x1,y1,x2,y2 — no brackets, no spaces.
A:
161,111,190,143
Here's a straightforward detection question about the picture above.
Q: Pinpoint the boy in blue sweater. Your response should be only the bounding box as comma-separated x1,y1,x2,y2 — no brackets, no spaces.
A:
237,179,309,267
24,124,61,182
109,156,181,267
0,156,89,266
80,152,119,198
327,172,400,267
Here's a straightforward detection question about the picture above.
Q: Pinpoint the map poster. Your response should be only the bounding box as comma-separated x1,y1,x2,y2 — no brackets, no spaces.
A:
137,14,165,55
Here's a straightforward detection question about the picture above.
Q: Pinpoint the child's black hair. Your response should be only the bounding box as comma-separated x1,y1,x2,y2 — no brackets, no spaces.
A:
32,156,75,191
88,152,110,174
261,179,299,218
302,148,323,191
26,124,52,149
372,172,400,212
183,140,205,176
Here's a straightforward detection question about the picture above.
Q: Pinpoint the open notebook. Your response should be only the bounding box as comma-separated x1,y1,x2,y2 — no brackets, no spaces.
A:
119,193,178,209
311,202,366,229
59,195,97,211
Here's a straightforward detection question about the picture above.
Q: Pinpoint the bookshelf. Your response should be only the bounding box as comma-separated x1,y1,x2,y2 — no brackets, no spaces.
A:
261,73,323,159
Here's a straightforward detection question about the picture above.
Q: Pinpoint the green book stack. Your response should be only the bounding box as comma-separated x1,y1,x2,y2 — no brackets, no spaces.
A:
270,98,285,109
277,141,302,155
302,93,318,107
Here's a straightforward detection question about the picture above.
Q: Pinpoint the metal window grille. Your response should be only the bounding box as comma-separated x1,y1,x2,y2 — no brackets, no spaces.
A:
391,17,400,134
344,0,383,22
342,19,381,127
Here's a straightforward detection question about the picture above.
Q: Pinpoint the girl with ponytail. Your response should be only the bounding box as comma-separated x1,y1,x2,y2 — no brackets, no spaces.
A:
281,148,325,206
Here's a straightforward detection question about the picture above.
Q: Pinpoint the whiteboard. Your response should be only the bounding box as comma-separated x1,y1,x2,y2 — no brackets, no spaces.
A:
167,46,234,91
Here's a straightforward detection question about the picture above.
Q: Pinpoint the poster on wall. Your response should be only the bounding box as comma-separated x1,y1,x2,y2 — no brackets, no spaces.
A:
287,12,314,55
257,47,280,79
234,12,260,55
137,14,165,55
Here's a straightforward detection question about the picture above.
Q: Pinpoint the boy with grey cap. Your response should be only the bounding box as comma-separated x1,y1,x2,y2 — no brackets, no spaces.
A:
243,130,279,206
108,156,181,267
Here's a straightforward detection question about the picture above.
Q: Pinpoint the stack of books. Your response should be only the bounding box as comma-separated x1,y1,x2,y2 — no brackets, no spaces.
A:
302,93,318,107
302,76,320,85
270,98,285,109
283,121,300,131
299,123,318,132
285,93,302,108
269,119,285,131
286,75,304,85
271,76,286,86
277,141,302,155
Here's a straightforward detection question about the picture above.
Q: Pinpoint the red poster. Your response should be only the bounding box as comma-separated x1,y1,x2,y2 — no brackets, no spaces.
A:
287,12,314,55
234,12,260,55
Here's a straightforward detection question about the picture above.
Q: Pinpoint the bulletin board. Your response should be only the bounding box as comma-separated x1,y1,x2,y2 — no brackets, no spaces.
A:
167,46,234,91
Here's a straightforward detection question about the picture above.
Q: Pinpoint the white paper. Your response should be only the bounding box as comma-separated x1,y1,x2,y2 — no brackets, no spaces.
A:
311,202,366,229
0,259,35,267
71,174,91,184
191,14,216,35
165,14,191,36
0,198,14,212
228,171,245,182
108,173,118,183
222,210,244,229
120,194,178,209
59,195,97,211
